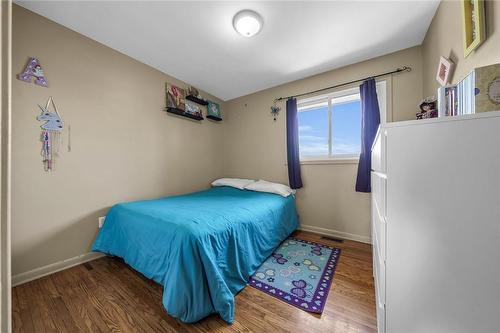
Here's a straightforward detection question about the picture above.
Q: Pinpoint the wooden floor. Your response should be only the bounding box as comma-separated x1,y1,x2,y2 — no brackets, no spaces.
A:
13,231,376,333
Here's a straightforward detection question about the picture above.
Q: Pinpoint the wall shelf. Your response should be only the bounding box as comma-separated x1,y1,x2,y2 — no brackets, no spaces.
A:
165,107,204,121
186,95,209,106
207,115,222,121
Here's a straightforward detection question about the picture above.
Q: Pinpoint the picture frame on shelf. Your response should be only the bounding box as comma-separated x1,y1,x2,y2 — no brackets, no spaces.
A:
187,85,200,98
436,56,454,86
166,83,186,111
462,0,486,57
186,85,208,105
185,102,203,118
207,101,222,121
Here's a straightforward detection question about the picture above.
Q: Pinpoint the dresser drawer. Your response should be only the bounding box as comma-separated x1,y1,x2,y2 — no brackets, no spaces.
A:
374,244,386,333
371,127,386,173
372,198,386,261
376,298,386,333
373,242,386,306
371,171,387,219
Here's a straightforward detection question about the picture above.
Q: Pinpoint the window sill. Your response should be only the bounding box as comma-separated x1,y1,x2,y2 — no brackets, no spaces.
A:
298,158,359,165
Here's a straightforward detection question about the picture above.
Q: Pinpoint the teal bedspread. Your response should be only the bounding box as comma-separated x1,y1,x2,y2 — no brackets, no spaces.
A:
92,186,298,323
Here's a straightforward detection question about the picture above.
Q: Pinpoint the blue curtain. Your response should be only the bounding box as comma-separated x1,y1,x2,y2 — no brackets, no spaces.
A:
286,98,303,189
356,79,380,193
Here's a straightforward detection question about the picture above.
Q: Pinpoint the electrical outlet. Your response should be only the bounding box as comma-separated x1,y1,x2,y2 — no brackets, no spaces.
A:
98,216,106,228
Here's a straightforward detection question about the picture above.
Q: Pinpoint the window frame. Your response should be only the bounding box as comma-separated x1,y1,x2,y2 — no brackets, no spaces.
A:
297,81,386,164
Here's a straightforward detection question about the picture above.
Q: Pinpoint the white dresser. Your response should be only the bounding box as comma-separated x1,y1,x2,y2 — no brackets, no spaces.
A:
371,112,500,333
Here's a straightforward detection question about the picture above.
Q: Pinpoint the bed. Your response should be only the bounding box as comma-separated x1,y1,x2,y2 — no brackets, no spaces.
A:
92,186,299,323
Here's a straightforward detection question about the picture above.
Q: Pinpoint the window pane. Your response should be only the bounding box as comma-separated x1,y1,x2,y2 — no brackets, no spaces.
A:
331,100,361,156
298,106,329,158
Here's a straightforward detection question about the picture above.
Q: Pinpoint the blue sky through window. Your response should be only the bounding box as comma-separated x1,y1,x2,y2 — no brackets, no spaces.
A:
298,99,361,158
332,100,361,155
298,106,329,157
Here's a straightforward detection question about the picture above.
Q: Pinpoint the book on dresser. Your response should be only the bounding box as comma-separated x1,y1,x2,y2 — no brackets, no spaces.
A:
370,111,500,333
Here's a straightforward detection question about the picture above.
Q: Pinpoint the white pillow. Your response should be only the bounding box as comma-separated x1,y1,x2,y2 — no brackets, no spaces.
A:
211,178,255,190
244,180,296,197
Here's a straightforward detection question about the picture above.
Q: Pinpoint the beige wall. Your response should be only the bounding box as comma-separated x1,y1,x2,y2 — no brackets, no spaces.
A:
422,0,500,97
223,46,423,242
11,6,225,276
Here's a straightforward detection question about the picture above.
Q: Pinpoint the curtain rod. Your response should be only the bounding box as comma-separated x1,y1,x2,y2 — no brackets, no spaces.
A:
274,66,412,102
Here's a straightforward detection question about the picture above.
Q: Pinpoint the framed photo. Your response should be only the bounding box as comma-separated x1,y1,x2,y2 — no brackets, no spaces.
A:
187,85,200,98
207,101,222,120
185,102,203,118
462,0,486,57
436,56,454,86
474,63,500,113
166,83,186,110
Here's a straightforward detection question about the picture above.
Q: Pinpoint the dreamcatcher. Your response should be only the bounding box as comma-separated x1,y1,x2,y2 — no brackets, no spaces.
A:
37,97,65,171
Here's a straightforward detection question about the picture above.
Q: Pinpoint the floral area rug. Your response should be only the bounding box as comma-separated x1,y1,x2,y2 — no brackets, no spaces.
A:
248,237,341,314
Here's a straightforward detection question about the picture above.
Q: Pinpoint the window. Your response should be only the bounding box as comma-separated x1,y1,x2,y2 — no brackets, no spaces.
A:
297,82,386,161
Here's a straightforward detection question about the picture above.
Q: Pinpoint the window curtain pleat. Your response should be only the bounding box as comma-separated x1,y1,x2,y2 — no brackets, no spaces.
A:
286,98,303,189
355,79,380,193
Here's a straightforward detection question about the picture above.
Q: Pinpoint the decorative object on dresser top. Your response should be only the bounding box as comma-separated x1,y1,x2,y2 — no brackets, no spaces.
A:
416,96,438,119
462,0,486,57
249,237,340,314
437,63,500,117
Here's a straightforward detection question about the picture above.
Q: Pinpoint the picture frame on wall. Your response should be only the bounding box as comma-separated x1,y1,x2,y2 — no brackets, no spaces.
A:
436,56,455,86
462,0,486,57
166,83,186,111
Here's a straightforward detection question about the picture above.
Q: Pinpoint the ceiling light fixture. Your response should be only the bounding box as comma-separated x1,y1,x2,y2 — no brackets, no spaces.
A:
233,10,263,37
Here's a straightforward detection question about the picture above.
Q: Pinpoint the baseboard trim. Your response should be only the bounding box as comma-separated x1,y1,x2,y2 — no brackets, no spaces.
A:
12,227,368,286
12,252,105,287
298,224,371,244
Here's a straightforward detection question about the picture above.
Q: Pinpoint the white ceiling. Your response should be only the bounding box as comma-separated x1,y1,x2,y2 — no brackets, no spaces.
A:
17,1,440,101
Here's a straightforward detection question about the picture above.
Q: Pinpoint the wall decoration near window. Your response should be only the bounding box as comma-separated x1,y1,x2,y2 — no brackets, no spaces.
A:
462,0,486,57
37,97,65,171
270,100,281,121
436,56,455,86
207,101,222,121
18,57,48,87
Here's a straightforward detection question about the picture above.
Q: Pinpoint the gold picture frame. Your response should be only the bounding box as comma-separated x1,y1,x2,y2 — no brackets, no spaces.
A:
462,0,486,57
